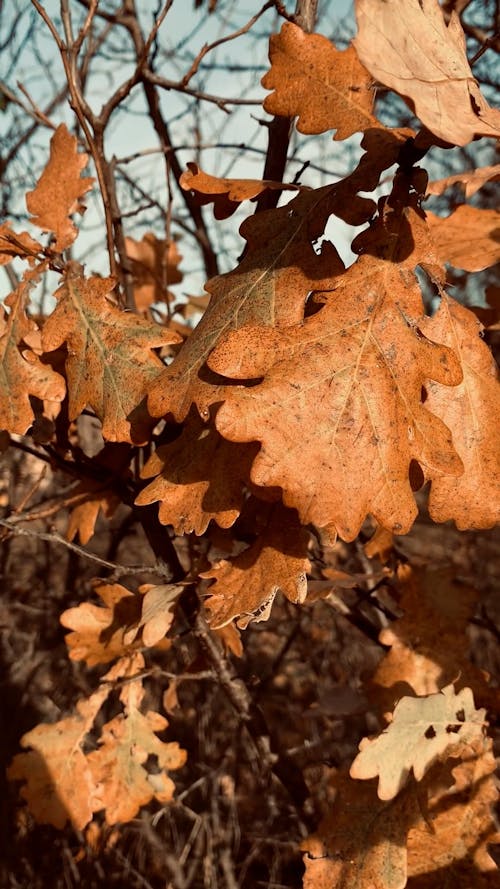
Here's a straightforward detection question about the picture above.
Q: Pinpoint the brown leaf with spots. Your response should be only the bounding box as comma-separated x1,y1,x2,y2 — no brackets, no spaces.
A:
202,505,310,628
26,124,94,251
427,207,500,272
41,275,181,443
125,233,183,312
147,186,344,422
350,685,486,800
0,280,65,434
136,411,258,534
210,202,462,541
423,297,500,529
355,0,500,146
262,22,378,139
180,162,301,219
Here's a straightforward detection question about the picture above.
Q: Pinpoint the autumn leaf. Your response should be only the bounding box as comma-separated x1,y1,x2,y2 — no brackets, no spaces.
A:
125,233,183,313
426,163,500,199
7,683,110,830
8,654,186,829
0,223,42,266
123,583,183,647
302,769,416,889
87,654,186,824
209,204,463,541
136,411,259,535
355,0,500,146
26,124,94,251
0,280,65,434
262,22,379,139
147,185,344,422
427,207,500,272
371,566,493,716
407,738,499,880
180,161,301,219
65,443,131,544
41,274,181,443
350,685,486,800
423,296,500,529
60,580,144,666
202,504,310,628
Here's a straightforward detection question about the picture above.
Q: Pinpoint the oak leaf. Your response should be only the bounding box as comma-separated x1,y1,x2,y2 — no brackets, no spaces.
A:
355,0,500,146
0,281,65,434
41,274,181,443
87,656,186,824
407,738,499,881
180,161,300,219
350,685,486,800
123,583,183,647
423,296,500,529
0,223,42,265
427,207,500,272
26,124,94,251
427,164,500,198
262,22,378,139
125,233,182,312
60,580,144,666
302,769,416,889
371,566,493,715
66,443,131,544
7,683,110,829
201,505,309,628
147,186,344,422
209,209,463,541
136,412,259,534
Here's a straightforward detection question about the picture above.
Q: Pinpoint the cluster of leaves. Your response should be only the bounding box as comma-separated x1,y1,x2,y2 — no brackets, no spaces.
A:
1,1,499,886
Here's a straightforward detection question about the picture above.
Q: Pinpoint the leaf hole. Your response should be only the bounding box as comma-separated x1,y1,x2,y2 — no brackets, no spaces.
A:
424,725,436,739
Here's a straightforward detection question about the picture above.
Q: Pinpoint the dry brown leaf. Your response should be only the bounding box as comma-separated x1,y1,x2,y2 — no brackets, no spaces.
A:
180,162,301,219
209,204,462,542
423,297,500,529
426,164,500,198
66,444,131,544
0,281,65,434
355,0,500,146
9,654,185,829
147,186,344,422
26,124,94,251
369,566,495,718
0,224,42,265
60,580,144,666
302,769,417,889
41,274,181,443
364,525,394,563
427,207,500,272
7,683,110,830
87,655,186,824
202,505,310,628
407,738,499,881
350,685,486,800
124,583,183,647
136,412,259,534
262,22,379,139
125,233,182,312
